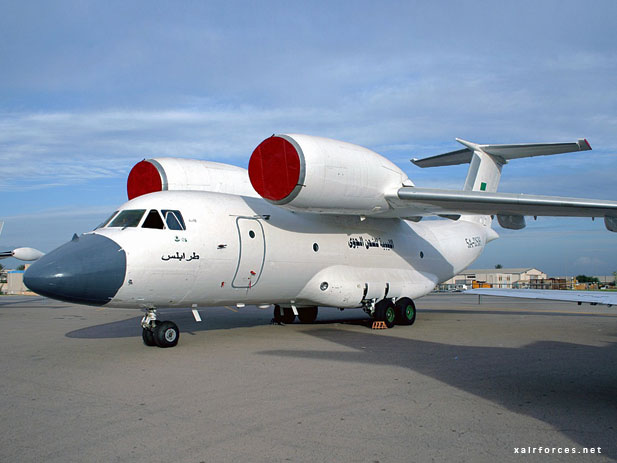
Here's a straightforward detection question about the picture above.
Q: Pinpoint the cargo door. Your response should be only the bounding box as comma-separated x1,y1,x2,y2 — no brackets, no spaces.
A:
232,218,266,288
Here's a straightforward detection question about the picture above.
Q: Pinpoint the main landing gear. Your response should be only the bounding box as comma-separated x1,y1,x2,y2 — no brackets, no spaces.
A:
370,297,416,328
141,308,180,348
270,300,415,329
272,305,319,324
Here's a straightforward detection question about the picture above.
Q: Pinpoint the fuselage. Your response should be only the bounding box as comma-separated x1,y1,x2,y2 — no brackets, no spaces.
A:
25,190,492,311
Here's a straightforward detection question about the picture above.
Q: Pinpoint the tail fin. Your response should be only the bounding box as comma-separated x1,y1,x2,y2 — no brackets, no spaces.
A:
460,144,503,193
412,138,592,226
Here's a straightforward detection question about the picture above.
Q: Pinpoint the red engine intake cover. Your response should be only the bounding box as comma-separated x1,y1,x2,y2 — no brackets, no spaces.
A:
127,160,163,200
248,136,301,201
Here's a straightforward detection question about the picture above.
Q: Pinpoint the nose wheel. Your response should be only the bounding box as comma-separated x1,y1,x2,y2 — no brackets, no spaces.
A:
142,324,157,346
141,309,180,348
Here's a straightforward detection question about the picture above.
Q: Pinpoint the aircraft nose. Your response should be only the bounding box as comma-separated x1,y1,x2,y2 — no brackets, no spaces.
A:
24,234,126,306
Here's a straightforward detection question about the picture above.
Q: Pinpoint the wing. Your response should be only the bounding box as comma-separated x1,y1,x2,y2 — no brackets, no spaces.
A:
379,137,617,230
466,288,617,307
384,188,617,229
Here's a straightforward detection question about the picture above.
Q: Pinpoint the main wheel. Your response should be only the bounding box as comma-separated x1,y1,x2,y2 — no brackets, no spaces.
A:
395,297,416,325
273,305,284,323
282,307,296,324
374,299,396,328
273,306,296,324
297,306,318,323
142,327,156,346
153,321,180,348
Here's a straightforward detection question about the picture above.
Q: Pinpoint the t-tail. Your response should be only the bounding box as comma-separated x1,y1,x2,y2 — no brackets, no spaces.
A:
412,138,592,228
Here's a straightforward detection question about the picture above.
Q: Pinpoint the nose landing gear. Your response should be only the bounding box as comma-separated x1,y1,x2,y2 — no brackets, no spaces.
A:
141,308,180,348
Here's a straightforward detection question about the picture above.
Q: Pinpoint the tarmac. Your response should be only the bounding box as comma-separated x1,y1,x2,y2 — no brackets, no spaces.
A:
0,293,616,463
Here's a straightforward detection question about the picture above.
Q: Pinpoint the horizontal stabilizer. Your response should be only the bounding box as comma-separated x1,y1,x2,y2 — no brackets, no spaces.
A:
412,139,591,168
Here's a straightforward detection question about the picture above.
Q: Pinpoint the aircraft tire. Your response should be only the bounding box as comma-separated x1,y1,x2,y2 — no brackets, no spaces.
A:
142,328,156,346
282,307,296,324
297,306,318,323
273,305,284,323
272,305,296,324
153,321,180,348
395,297,416,326
374,299,396,328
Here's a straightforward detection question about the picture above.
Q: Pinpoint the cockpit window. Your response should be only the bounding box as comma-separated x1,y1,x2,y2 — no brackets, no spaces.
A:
162,210,186,231
108,209,146,228
96,211,118,229
142,209,165,229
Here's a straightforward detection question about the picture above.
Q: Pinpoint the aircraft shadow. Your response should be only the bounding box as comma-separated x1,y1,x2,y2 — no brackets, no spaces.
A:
258,328,617,458
65,307,617,455
66,307,606,339
64,307,373,339
65,305,615,340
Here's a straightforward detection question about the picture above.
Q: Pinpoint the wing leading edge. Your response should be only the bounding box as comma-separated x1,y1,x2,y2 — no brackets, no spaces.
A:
384,188,617,231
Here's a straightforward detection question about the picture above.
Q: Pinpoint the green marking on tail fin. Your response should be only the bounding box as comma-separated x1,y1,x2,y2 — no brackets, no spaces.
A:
480,182,487,191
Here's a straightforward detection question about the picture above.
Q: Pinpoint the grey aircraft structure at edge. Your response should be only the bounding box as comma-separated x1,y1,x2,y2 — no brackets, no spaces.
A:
5,134,617,347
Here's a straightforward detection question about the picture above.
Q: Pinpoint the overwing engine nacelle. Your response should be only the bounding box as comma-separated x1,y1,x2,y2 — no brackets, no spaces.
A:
248,134,412,215
126,157,257,199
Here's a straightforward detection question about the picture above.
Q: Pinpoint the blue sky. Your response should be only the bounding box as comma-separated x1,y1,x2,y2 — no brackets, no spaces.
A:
1,0,616,276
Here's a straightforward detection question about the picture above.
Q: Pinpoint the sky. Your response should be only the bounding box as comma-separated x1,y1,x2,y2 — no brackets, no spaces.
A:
1,0,616,276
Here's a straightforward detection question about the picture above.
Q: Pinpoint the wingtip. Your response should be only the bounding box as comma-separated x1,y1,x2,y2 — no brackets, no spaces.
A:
579,138,592,151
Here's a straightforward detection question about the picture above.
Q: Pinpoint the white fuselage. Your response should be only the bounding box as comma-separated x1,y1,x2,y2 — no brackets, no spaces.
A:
94,190,490,310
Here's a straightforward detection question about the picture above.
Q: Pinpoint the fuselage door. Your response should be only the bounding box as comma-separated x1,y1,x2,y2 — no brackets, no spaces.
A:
232,218,266,288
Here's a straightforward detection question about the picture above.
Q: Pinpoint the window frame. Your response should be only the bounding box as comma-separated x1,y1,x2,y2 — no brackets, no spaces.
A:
107,209,147,228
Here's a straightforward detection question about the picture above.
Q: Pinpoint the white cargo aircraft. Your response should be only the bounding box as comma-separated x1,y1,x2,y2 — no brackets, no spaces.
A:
21,134,617,347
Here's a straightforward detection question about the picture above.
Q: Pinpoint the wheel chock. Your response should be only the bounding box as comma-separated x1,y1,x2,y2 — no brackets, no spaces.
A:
372,321,387,329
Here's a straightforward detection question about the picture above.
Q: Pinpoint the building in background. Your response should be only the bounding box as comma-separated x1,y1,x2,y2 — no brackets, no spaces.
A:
6,270,29,295
1,265,34,295
440,268,548,290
